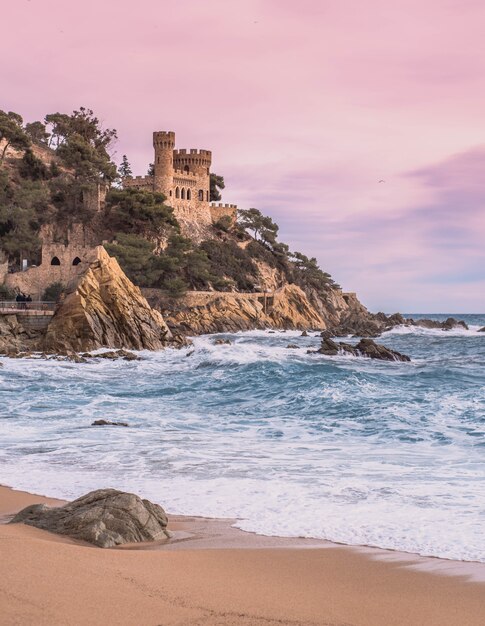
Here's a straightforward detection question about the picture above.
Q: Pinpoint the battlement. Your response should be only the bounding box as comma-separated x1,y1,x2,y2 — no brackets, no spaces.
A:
173,169,198,179
153,131,175,149
173,148,212,157
210,202,238,209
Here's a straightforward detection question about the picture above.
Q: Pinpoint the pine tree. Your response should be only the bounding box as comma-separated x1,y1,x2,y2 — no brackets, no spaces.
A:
118,155,133,179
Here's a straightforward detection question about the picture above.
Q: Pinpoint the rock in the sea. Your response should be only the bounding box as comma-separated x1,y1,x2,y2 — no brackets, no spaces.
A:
300,330,309,337
214,338,232,345
316,337,410,362
415,317,468,331
478,327,485,333
286,343,300,349
91,419,129,427
9,488,169,548
42,247,172,353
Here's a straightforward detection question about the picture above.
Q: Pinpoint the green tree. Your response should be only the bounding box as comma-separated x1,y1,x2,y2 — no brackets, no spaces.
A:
42,282,65,302
118,154,132,179
147,162,155,176
105,188,178,236
289,251,338,291
210,173,225,201
19,149,49,180
0,111,30,163
25,121,49,144
238,208,279,248
44,112,71,148
0,169,47,262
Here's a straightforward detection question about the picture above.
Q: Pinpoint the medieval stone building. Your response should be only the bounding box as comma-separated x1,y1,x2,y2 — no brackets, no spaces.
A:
123,131,236,229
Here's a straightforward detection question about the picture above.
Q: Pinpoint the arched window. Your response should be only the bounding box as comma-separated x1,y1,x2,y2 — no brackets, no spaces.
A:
181,188,186,200
184,165,189,173
169,190,172,196
51,256,60,266
175,187,180,199
187,189,191,200
198,189,204,201
72,257,81,266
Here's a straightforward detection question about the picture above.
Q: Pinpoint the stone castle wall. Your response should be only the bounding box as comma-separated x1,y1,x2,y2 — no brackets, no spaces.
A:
122,131,236,227
210,203,237,224
4,225,101,299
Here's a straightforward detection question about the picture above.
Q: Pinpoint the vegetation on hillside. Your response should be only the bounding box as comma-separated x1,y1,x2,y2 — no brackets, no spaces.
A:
0,107,340,298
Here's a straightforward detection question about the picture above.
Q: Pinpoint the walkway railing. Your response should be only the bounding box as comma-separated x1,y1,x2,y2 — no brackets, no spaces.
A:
0,301,57,312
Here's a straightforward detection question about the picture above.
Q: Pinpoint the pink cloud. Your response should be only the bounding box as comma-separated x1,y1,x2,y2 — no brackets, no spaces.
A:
1,0,484,311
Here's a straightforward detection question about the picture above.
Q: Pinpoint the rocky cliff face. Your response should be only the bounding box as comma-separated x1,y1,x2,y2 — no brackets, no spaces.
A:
43,247,173,353
161,284,369,335
0,315,41,354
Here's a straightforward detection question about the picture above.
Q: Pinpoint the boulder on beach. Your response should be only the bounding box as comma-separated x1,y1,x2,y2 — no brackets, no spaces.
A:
9,488,170,548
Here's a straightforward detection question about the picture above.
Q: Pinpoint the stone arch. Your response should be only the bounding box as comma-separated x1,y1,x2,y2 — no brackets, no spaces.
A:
198,189,204,201
51,256,61,266
175,187,180,199
72,257,81,266
181,188,186,200
187,189,191,200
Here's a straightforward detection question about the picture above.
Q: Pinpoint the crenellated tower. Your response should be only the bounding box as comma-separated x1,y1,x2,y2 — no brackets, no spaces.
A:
122,130,237,239
153,131,175,198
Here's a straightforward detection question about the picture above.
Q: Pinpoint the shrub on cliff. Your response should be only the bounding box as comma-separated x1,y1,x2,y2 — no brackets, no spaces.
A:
200,239,258,291
104,188,179,238
43,281,65,302
0,170,47,261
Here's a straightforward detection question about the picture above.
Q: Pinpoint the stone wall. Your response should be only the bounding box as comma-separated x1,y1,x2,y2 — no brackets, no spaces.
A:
210,203,238,224
4,225,101,299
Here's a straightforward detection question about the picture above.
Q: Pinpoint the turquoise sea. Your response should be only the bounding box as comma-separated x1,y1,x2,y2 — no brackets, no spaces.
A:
0,314,484,561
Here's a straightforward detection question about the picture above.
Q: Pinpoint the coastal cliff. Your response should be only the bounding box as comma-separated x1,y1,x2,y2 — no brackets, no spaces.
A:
42,248,173,353
145,283,371,336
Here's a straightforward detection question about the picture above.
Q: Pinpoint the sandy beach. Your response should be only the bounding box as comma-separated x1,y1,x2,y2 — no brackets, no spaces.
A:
0,485,484,626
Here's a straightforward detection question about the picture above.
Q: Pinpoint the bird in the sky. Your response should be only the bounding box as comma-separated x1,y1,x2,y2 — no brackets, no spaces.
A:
378,180,385,183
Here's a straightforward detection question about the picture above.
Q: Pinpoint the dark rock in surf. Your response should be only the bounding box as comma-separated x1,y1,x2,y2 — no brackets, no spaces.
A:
315,337,410,362
91,419,129,427
214,338,232,345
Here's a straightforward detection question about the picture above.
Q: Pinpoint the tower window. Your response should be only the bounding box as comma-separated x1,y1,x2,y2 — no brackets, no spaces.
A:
51,256,61,266
175,187,180,199
72,257,81,266
198,189,204,201
181,188,185,200
184,165,189,173
187,189,191,200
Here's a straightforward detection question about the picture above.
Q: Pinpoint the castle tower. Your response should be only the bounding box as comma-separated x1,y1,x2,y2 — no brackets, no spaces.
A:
173,148,212,203
153,131,175,199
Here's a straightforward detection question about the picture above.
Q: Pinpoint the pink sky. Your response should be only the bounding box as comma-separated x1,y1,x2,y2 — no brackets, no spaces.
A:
2,0,485,311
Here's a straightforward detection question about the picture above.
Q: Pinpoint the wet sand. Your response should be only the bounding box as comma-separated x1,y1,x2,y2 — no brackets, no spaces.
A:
1,485,484,626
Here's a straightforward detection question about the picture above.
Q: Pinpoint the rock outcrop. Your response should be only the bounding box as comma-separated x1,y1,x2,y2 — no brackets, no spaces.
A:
0,314,41,354
414,317,468,331
325,313,469,338
10,488,169,548
162,284,325,334
315,337,411,362
43,248,173,353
